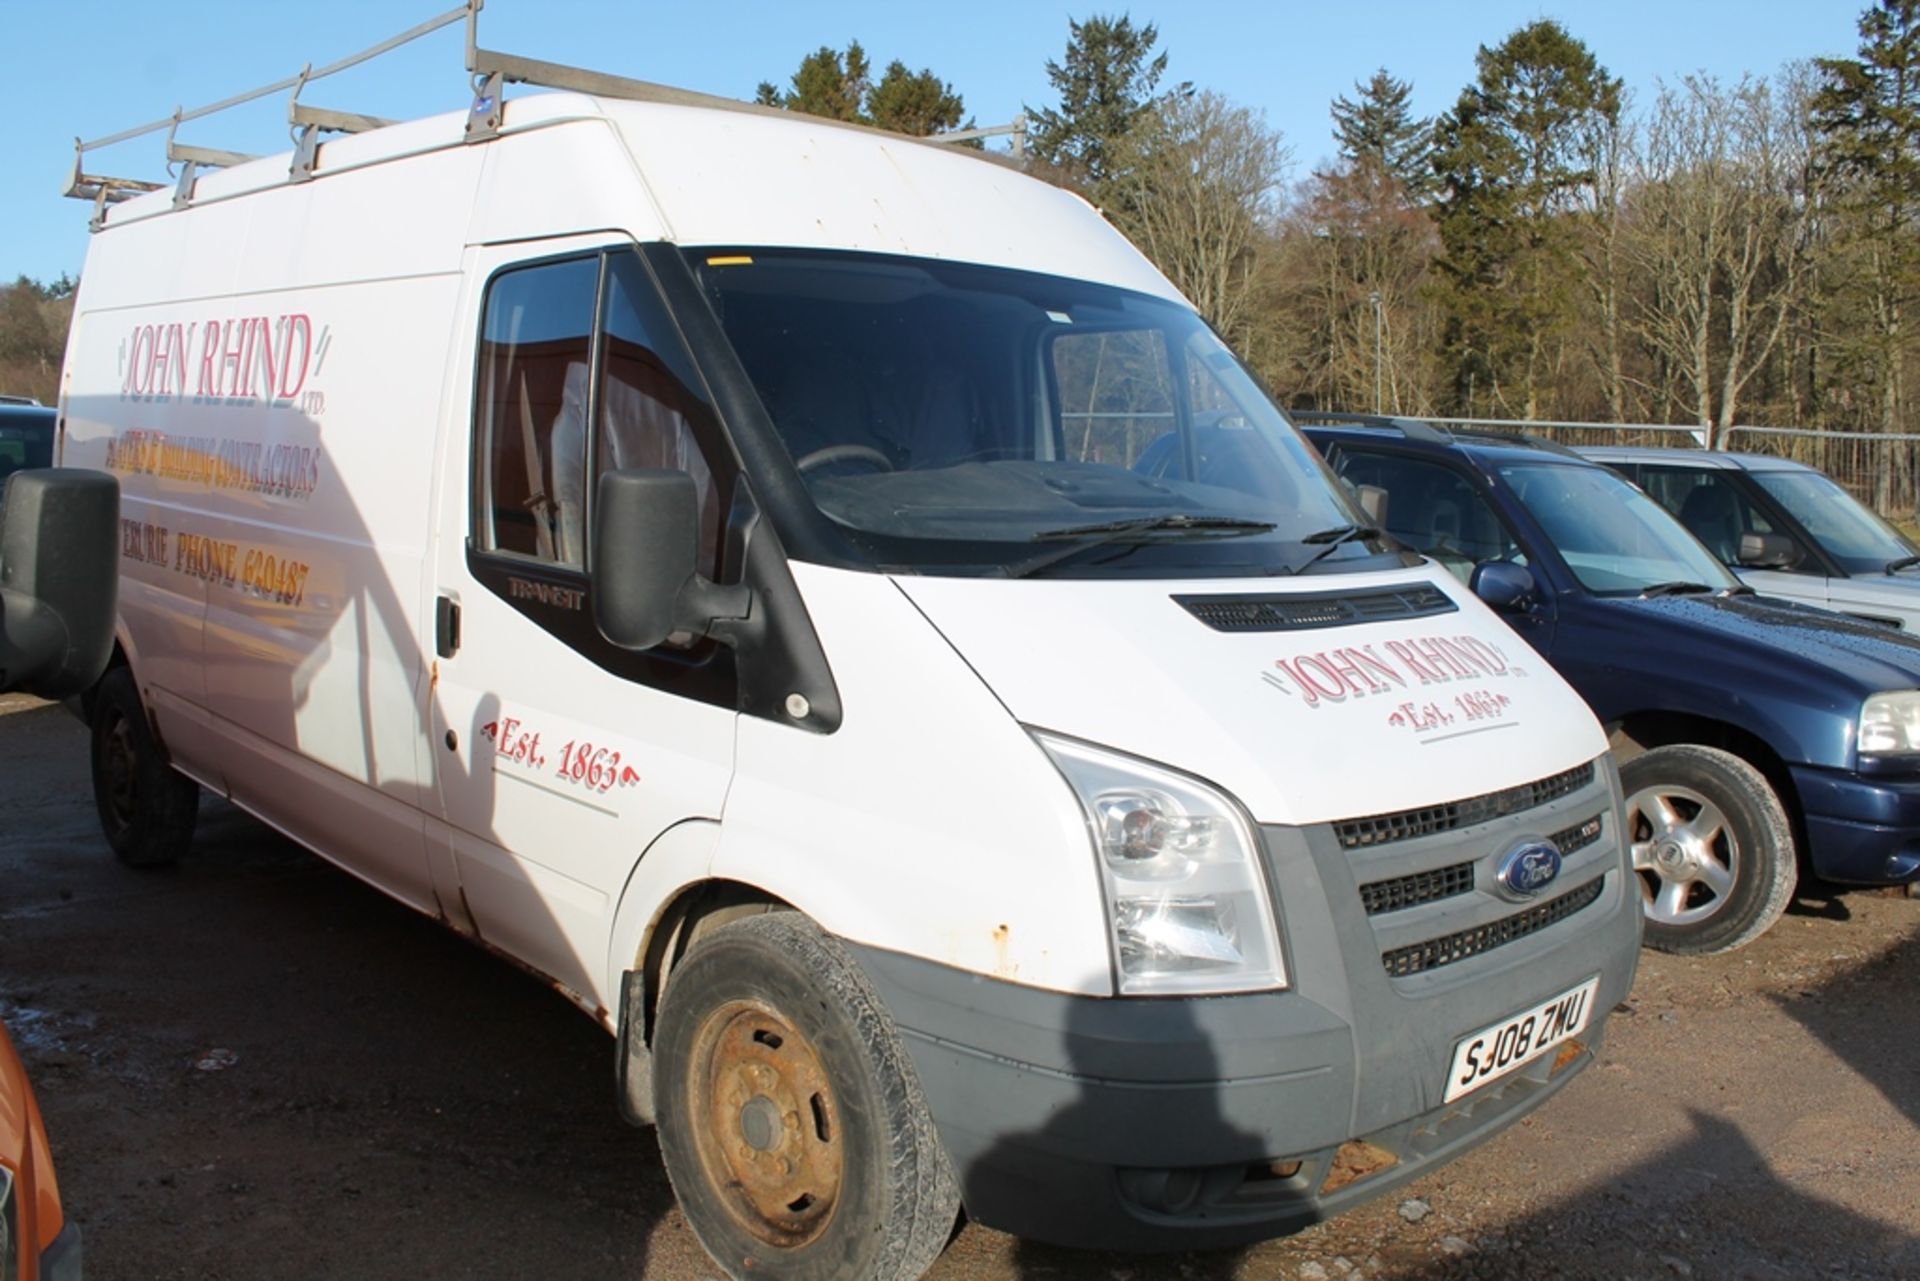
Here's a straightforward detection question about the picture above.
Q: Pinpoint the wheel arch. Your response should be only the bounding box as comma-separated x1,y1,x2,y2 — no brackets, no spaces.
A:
1608,710,1807,864
605,817,799,1127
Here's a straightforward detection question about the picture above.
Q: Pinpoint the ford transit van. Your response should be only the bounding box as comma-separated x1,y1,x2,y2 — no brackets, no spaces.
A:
59,34,1640,1280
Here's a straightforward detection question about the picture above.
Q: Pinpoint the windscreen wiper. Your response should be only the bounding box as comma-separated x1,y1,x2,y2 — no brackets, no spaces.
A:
999,514,1276,579
1286,524,1383,576
1639,581,1717,598
1886,554,1920,574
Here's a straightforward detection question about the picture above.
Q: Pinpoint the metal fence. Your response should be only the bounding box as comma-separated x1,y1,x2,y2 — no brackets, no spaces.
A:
1423,417,1920,521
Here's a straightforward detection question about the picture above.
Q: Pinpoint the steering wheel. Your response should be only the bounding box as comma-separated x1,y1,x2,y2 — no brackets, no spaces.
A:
794,444,895,474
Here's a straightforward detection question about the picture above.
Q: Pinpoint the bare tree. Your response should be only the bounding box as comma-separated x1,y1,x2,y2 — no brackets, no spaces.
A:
1571,104,1641,420
1107,90,1291,346
1623,74,1816,445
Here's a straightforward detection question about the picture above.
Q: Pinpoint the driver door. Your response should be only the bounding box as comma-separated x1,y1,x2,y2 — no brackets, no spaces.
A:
426,242,737,1007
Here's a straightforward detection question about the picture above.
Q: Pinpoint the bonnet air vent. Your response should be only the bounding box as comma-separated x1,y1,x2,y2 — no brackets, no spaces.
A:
1174,585,1457,633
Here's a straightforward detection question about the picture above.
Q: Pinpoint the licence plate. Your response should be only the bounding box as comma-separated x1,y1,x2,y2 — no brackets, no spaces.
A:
1442,976,1599,1104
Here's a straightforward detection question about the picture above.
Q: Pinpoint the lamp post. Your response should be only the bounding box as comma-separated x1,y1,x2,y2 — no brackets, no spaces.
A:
1369,290,1384,413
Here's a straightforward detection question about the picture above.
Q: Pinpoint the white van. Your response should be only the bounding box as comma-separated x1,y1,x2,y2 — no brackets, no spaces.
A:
59,40,1641,1281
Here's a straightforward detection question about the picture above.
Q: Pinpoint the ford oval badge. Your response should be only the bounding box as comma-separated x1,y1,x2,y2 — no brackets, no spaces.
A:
1497,841,1563,900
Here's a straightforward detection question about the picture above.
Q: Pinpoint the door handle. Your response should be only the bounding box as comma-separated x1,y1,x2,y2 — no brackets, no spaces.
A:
435,596,461,658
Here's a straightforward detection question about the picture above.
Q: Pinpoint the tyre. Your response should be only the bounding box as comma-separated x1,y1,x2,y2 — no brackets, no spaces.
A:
654,912,958,1281
90,666,199,867
1620,743,1795,955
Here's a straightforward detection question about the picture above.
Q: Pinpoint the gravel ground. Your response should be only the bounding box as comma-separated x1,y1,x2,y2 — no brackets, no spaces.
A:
1,693,1915,1280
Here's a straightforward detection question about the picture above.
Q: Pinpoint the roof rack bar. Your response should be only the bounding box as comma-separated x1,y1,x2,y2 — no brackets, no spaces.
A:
462,2,769,141
167,142,261,169
929,114,1027,157
289,103,398,135
66,1,469,198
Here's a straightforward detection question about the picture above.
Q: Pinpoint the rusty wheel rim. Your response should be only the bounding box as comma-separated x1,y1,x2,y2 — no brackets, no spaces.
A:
686,998,842,1249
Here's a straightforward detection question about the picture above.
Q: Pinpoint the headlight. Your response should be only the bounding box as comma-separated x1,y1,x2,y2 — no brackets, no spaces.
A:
1860,690,1920,754
1034,731,1286,995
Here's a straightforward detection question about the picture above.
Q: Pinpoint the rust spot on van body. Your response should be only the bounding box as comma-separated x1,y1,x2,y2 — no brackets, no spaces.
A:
991,923,1016,978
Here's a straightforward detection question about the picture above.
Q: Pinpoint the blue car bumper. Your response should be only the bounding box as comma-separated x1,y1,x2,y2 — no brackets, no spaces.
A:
1790,765,1920,885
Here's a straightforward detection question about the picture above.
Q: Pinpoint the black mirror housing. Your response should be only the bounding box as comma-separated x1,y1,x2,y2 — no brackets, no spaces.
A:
1470,560,1536,612
592,468,750,652
0,469,119,698
1737,531,1798,570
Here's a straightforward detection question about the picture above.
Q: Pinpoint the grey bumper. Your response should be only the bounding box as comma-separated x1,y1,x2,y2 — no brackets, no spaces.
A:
844,758,1642,1252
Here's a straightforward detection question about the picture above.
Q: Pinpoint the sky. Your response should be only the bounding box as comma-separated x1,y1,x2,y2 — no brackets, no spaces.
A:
0,0,1866,285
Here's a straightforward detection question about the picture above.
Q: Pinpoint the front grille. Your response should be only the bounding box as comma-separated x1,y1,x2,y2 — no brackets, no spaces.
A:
1360,861,1475,915
1175,585,1456,633
1550,813,1605,856
1335,763,1596,851
1356,811,1605,917
1381,878,1606,978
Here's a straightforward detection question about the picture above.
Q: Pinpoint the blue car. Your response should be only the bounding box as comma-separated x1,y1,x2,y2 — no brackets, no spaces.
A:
0,403,56,502
1303,416,1920,953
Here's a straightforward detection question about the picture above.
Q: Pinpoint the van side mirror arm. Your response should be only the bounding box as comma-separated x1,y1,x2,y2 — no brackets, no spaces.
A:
592,468,752,652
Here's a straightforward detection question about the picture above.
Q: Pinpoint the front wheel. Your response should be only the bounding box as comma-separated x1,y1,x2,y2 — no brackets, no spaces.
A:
90,666,199,867
654,912,958,1281
1621,744,1795,955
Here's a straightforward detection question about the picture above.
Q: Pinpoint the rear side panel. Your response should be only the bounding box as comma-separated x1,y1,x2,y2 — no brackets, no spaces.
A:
63,139,488,911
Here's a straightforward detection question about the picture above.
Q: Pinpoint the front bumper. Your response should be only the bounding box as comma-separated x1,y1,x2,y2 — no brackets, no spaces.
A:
1791,766,1920,885
848,938,1620,1252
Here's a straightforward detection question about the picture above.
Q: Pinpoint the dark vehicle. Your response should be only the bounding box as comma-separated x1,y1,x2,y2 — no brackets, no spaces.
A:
1581,445,1920,634
0,464,116,1281
0,405,57,504
1303,416,1920,954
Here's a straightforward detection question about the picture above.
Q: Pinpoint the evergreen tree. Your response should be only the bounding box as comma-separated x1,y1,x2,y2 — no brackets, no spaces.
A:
1025,14,1170,191
1431,20,1622,416
1811,1,1920,443
868,62,969,137
755,44,969,139
756,42,873,124
1330,69,1432,198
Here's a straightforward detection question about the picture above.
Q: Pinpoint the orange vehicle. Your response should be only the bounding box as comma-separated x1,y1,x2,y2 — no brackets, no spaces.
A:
1,1021,82,1280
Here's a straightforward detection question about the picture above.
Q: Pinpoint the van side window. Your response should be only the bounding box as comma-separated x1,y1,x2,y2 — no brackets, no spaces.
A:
477,256,601,567
596,252,724,578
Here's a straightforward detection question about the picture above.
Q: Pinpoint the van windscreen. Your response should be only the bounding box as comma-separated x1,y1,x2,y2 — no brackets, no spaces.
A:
689,249,1376,578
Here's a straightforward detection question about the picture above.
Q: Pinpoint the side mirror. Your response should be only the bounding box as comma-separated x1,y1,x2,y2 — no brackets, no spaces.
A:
1470,560,1536,612
592,469,749,652
0,469,119,698
1737,531,1798,570
1354,483,1389,528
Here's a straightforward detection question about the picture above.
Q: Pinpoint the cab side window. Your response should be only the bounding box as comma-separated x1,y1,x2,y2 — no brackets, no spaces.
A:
1638,468,1773,563
1331,449,1520,583
475,252,727,585
476,256,600,567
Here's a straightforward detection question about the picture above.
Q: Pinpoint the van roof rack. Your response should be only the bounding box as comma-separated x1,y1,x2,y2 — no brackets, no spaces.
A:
67,0,1025,226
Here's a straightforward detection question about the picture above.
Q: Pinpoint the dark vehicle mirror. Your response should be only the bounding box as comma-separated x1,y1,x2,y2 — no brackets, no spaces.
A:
1470,560,1536,612
1354,483,1389,528
0,469,119,698
592,468,750,652
1737,531,1798,570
